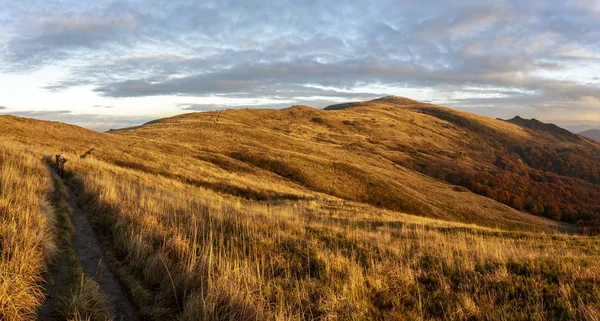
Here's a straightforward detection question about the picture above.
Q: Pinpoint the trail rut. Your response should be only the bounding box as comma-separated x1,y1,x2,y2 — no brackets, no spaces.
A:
38,252,70,320
39,172,139,321
65,183,139,321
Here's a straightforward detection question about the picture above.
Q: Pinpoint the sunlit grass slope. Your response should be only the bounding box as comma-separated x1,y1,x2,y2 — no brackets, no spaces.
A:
1,96,600,320
0,140,112,321
106,102,574,231
0,142,55,320
62,154,600,320
1,96,586,232
109,96,600,226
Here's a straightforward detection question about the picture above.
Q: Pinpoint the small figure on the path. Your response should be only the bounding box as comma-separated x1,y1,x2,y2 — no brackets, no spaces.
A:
55,153,67,177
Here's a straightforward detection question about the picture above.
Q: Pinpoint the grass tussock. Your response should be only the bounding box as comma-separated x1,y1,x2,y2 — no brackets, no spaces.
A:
62,154,600,320
0,144,56,320
60,276,111,321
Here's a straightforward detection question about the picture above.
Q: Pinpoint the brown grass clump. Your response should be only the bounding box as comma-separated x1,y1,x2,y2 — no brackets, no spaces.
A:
60,276,110,321
0,143,56,320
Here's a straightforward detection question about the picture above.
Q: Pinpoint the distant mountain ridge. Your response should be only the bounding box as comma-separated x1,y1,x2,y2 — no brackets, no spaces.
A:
506,116,581,142
579,129,600,142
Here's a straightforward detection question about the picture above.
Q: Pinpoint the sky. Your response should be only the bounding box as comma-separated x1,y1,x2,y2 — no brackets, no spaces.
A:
1,0,599,132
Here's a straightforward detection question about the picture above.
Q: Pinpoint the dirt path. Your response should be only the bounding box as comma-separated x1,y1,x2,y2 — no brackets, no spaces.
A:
38,168,139,321
64,184,139,321
38,253,71,320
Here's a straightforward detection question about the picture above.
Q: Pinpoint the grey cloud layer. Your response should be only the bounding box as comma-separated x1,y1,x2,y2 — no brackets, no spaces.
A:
2,0,600,120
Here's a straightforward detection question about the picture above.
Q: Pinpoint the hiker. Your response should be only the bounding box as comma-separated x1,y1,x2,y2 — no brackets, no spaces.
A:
55,153,67,177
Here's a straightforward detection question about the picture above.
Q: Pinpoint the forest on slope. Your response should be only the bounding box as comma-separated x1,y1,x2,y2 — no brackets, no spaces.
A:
325,97,600,228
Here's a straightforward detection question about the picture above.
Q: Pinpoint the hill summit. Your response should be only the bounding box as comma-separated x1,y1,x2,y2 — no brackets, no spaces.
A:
324,95,420,110
506,116,580,142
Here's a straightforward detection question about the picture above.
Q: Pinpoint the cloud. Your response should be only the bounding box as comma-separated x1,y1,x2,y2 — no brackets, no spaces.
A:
2,3,144,70
177,96,366,111
0,106,6,110
90,57,406,100
178,103,224,111
90,57,600,115
1,0,600,127
11,110,72,117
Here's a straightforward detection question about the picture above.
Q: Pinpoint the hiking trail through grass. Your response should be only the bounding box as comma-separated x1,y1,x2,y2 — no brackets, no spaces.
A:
38,169,138,321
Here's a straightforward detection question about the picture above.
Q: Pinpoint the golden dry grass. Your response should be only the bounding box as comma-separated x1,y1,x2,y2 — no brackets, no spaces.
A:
0,142,55,320
46,166,112,321
0,99,577,232
1,97,600,320
60,276,110,321
0,141,112,320
61,153,600,320
104,99,580,231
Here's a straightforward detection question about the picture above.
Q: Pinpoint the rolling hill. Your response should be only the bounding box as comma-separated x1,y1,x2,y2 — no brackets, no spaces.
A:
108,95,600,227
1,96,600,320
4,96,600,229
2,97,587,231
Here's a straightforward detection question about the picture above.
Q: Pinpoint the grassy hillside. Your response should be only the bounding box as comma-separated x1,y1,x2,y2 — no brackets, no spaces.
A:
62,154,600,320
324,98,600,225
0,142,55,320
1,105,571,232
0,141,118,320
110,96,600,227
1,97,599,320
